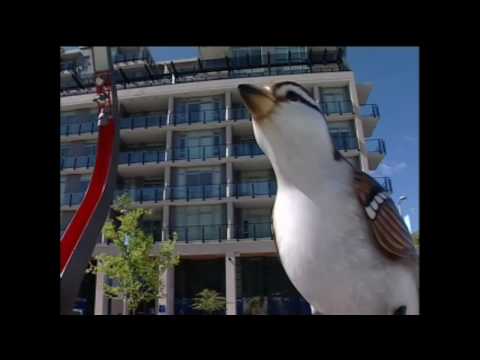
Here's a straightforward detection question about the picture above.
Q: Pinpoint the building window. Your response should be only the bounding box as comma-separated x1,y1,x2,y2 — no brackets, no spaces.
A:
319,87,352,115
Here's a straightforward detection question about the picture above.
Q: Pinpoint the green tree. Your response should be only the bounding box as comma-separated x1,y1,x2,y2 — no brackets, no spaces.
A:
192,289,226,315
88,194,179,315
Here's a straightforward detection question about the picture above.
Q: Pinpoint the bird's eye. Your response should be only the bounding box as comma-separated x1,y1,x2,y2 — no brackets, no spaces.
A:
286,91,300,102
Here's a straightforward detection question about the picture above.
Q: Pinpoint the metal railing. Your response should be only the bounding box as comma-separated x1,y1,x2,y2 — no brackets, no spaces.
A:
60,120,98,136
119,114,167,130
233,222,273,240
171,145,226,161
231,142,264,157
366,138,387,154
230,106,251,121
60,155,96,170
61,49,349,97
118,150,166,165
319,100,354,116
329,134,359,151
233,180,277,198
374,176,393,193
169,224,228,243
359,104,380,118
62,192,85,207
171,108,225,125
166,184,227,201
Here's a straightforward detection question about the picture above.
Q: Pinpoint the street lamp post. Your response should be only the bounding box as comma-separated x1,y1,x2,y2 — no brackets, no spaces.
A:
397,195,407,215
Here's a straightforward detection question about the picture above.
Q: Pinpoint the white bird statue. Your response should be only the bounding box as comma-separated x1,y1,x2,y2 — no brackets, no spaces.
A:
238,82,419,315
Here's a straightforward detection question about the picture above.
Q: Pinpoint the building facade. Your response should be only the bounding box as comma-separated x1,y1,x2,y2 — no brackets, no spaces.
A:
60,46,390,315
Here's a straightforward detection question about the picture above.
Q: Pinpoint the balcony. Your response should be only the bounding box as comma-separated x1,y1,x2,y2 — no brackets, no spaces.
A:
118,149,166,166
171,144,226,162
61,48,350,97
233,222,273,240
230,106,251,121
375,176,393,193
62,192,85,207
169,224,228,243
359,104,381,137
171,109,225,126
60,115,98,136
231,142,264,157
117,187,164,204
366,138,386,170
166,184,227,201
319,100,354,116
61,155,96,171
330,134,359,152
119,114,167,130
232,180,277,198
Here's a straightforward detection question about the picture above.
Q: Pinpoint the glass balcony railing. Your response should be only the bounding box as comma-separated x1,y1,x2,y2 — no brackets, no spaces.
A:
166,184,227,201
115,187,164,203
359,104,380,118
61,155,96,170
60,120,98,136
171,145,226,161
330,134,359,151
171,109,225,125
319,100,354,116
230,106,251,121
118,150,166,165
119,114,167,130
374,176,393,193
233,222,273,240
233,180,277,198
366,138,387,154
169,224,228,243
62,192,85,207
61,49,349,97
231,142,264,157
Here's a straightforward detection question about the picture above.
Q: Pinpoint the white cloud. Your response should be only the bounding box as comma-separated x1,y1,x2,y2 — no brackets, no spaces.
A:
372,161,407,177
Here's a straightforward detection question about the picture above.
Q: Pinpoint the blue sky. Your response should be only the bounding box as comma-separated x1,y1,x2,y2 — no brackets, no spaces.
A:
148,47,420,232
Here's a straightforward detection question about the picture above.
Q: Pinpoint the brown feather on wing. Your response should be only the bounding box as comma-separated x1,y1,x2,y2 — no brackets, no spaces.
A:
353,171,418,259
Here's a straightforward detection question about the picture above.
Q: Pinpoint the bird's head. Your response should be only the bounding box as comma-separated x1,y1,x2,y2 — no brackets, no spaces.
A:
238,81,335,182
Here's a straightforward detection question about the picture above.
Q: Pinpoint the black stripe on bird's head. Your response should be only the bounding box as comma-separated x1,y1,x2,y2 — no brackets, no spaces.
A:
238,81,322,121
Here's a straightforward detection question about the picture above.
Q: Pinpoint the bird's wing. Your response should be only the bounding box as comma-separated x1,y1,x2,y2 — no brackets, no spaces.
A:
353,171,418,259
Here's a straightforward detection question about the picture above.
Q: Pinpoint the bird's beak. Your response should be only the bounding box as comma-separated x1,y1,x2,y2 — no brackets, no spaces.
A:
238,84,276,121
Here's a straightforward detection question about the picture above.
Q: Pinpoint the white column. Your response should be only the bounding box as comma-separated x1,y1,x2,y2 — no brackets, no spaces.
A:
165,268,175,314
226,162,234,198
225,91,232,121
313,86,320,103
225,252,237,315
165,130,173,161
162,205,170,242
157,267,175,315
94,272,108,315
163,165,171,200
225,125,233,158
227,202,234,240
166,96,174,126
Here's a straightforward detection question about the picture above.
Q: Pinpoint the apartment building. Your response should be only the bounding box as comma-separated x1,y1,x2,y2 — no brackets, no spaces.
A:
60,46,390,315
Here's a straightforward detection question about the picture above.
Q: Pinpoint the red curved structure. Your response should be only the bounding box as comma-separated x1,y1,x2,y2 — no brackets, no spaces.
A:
60,120,116,274
60,116,118,315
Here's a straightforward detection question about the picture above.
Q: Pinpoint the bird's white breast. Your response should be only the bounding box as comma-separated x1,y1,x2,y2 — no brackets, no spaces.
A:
273,175,417,314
